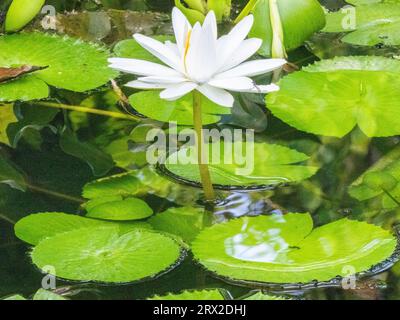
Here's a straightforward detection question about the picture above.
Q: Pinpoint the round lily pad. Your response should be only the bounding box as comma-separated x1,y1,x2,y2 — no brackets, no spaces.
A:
192,213,397,284
267,56,400,137
14,212,151,245
86,197,153,221
0,32,117,101
32,227,183,283
324,3,400,46
164,142,319,189
148,289,227,300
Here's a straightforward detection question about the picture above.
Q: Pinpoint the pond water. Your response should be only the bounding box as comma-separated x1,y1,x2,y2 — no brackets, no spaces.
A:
1,0,400,300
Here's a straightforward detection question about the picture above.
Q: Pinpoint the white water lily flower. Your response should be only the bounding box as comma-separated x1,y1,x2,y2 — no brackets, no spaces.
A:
109,7,286,108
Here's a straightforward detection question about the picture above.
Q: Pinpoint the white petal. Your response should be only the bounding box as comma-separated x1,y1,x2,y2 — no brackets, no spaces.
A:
241,83,280,93
216,59,286,78
203,10,217,39
197,84,234,108
108,58,181,77
133,34,182,71
125,80,171,89
172,7,192,56
218,38,262,72
185,21,218,83
217,15,254,67
160,82,198,100
138,76,188,84
208,77,255,91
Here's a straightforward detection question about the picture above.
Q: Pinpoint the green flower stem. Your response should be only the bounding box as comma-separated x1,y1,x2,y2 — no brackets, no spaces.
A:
193,91,216,202
34,101,140,121
234,0,258,24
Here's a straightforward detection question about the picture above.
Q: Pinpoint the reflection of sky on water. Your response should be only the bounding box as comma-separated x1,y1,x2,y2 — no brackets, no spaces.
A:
224,217,292,263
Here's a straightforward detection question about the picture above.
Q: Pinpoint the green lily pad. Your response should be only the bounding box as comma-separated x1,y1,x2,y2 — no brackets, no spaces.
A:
148,207,207,243
2,294,27,300
324,3,400,46
113,35,175,64
192,213,397,284
86,197,153,221
243,291,289,300
31,227,183,283
0,32,117,101
33,289,67,301
346,0,400,5
84,195,124,211
14,212,151,245
149,289,226,300
267,56,400,137
129,91,230,125
349,147,400,209
248,0,326,56
164,142,319,188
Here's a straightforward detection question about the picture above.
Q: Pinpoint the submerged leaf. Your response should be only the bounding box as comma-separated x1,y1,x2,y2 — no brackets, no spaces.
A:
192,213,397,284
267,56,400,137
14,212,152,245
165,142,318,188
31,227,183,283
0,155,26,191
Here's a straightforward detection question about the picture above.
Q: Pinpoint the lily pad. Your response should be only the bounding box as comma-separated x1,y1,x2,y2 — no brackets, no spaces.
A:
192,213,397,284
0,32,117,101
14,212,151,245
148,289,226,300
148,207,207,243
243,291,289,300
164,142,319,189
346,0,400,5
2,294,27,300
86,197,153,221
33,289,67,301
324,3,400,46
266,56,400,137
349,147,400,209
31,227,183,283
128,91,231,125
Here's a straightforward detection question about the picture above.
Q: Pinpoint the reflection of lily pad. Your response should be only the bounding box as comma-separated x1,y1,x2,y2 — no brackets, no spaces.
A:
267,56,400,137
129,91,230,125
192,213,397,284
86,197,153,221
0,33,117,101
32,227,183,283
148,289,226,300
324,4,400,46
349,147,400,209
164,142,319,189
15,212,151,245
148,207,207,243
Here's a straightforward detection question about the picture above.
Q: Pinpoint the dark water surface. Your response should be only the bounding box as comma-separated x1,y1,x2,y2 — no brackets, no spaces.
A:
1,0,400,300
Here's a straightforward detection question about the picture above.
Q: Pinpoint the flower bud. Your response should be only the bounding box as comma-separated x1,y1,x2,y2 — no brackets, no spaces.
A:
5,0,45,32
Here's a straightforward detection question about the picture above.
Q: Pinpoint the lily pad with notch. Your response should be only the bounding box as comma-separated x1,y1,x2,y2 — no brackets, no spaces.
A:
162,142,319,190
31,226,184,283
266,56,400,137
324,3,400,46
0,32,117,101
191,213,398,285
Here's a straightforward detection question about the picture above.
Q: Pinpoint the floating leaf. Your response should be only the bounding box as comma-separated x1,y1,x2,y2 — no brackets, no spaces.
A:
113,35,175,64
243,291,289,300
149,289,226,300
192,213,397,284
346,0,400,4
148,207,207,243
267,56,400,137
0,32,117,101
0,104,17,146
349,147,400,209
247,0,326,56
165,142,318,188
129,91,230,125
84,195,123,211
33,289,67,301
2,294,26,300
324,4,400,46
31,227,183,283
86,197,153,221
14,212,151,245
